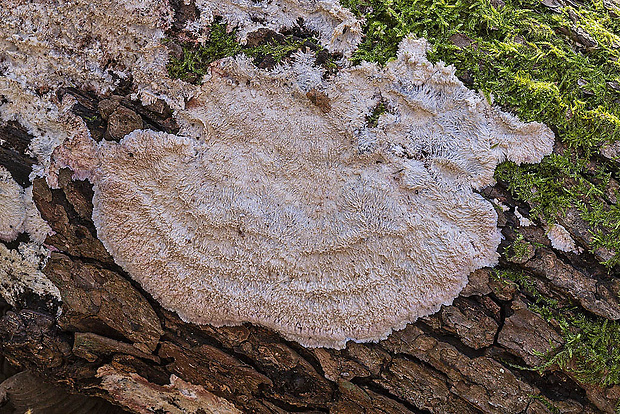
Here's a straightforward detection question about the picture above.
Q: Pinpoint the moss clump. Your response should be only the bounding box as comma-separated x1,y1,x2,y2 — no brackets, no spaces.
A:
366,101,389,127
340,0,620,266
167,21,242,82
506,232,535,262
529,394,562,414
243,37,311,65
545,315,620,387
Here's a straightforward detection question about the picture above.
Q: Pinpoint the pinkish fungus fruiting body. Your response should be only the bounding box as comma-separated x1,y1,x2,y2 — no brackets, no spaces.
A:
56,39,554,348
1,0,554,348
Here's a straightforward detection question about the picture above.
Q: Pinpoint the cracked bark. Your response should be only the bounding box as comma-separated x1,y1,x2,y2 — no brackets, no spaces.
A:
1,84,619,414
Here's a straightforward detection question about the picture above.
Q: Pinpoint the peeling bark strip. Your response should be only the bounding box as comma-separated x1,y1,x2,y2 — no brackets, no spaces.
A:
1,0,620,413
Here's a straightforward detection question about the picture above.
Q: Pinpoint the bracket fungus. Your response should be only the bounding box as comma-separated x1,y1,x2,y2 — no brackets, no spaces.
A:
54,38,554,348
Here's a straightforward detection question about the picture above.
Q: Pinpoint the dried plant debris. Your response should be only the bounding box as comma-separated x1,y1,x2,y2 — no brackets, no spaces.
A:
55,38,553,348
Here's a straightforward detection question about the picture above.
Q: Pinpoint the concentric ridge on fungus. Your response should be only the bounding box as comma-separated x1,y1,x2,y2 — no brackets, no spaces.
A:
57,37,554,348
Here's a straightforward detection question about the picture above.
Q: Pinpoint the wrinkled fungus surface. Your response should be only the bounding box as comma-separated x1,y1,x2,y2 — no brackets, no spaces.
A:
60,38,554,348
0,166,25,242
0,242,61,308
1,0,554,347
193,0,362,56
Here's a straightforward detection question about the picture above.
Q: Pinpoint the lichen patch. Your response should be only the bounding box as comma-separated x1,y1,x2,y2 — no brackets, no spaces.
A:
0,242,61,308
0,166,50,243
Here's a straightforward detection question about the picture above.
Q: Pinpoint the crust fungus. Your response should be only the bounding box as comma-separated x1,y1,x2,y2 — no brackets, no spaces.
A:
193,0,362,56
0,166,25,242
547,224,582,254
0,242,61,308
0,0,359,172
0,0,181,172
56,37,554,348
0,166,50,243
1,0,554,348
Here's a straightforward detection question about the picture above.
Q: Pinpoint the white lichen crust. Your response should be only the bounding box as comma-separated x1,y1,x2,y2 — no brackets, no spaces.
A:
194,0,362,56
60,38,554,348
0,242,61,307
0,166,50,243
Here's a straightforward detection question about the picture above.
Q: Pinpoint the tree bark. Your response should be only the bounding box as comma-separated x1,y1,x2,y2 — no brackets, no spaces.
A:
1,68,619,414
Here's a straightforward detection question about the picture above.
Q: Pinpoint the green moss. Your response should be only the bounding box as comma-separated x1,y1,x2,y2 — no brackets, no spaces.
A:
506,232,534,262
544,315,620,387
494,269,559,314
340,0,620,267
366,101,389,127
243,37,310,65
167,21,242,82
529,394,561,414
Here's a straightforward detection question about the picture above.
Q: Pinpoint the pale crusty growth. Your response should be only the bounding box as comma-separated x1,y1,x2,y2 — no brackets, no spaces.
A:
194,0,362,56
0,166,25,242
0,0,187,172
23,185,52,244
514,209,534,227
59,38,554,348
0,0,362,172
0,166,50,243
0,242,61,307
547,224,582,254
0,0,174,96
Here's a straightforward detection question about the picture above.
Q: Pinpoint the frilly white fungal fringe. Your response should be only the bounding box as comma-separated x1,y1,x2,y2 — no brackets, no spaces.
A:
0,166,50,244
1,0,554,348
56,38,553,348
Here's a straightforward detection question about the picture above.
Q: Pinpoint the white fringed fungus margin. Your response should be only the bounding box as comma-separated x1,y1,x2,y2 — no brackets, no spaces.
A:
56,38,554,348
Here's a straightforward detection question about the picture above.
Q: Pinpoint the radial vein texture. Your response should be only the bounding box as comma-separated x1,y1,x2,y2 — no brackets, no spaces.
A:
55,37,555,348
0,0,554,348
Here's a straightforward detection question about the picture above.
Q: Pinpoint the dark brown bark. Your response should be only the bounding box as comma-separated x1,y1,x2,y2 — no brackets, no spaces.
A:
1,85,619,414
